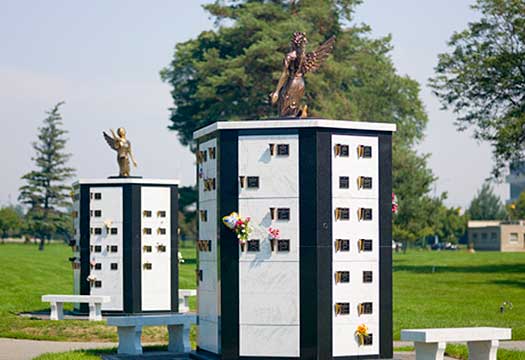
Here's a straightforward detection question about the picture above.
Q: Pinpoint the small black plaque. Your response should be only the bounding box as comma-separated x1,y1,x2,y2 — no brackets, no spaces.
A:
247,176,259,188
339,176,350,189
111,263,118,270
94,228,102,235
336,271,350,283
358,176,373,189
363,334,373,345
94,263,102,270
336,239,350,252
335,302,350,315
361,302,373,314
277,208,290,220
110,227,118,235
359,208,373,221
277,144,289,156
247,240,260,252
363,271,373,283
277,239,290,252
110,245,118,253
361,239,373,251
94,280,102,288
94,193,102,200
358,145,372,158
94,245,102,253
340,145,349,157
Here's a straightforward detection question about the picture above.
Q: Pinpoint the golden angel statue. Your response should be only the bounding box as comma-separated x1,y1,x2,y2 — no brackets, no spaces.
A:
270,32,336,118
103,128,137,177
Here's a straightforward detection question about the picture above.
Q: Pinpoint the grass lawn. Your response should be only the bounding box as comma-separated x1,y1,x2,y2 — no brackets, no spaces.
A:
0,242,197,343
393,250,525,340
1,243,524,347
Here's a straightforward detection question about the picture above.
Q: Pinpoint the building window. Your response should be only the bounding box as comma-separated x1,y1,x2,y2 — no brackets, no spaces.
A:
110,263,118,270
509,233,518,243
490,232,497,240
363,271,373,283
481,232,488,241
339,176,350,189
473,233,478,240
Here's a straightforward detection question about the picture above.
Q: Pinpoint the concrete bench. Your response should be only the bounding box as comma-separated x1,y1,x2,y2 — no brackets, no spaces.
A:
107,313,196,355
178,289,196,313
41,295,110,321
401,327,512,360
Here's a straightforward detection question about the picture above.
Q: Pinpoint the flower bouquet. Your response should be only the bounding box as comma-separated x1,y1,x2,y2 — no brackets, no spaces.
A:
222,212,252,251
355,324,369,346
392,193,398,214
268,227,280,252
86,274,97,286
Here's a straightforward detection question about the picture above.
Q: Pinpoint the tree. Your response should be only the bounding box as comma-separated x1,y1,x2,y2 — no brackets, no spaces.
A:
467,182,507,220
434,203,468,244
429,0,525,178
508,190,525,220
18,102,75,250
0,207,23,243
161,0,442,244
178,186,198,241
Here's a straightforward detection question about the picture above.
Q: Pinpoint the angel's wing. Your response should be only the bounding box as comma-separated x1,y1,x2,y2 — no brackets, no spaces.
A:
301,35,336,74
103,131,118,150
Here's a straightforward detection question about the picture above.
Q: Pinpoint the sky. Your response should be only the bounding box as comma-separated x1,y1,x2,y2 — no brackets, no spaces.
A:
0,0,508,208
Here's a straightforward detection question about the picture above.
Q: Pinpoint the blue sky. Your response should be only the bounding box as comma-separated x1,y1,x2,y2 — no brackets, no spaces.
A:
0,0,507,207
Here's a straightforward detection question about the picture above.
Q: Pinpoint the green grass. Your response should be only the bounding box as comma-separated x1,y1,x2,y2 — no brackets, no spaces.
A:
445,344,525,360
1,243,525,349
393,250,525,340
0,243,196,342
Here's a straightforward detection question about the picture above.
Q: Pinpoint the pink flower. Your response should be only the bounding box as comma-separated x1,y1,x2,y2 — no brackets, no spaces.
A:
268,227,280,239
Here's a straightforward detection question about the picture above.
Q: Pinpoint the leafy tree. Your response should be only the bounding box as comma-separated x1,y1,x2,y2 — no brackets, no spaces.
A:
508,190,525,220
429,0,525,178
162,0,441,244
18,102,75,250
466,182,507,220
0,207,23,243
434,203,468,244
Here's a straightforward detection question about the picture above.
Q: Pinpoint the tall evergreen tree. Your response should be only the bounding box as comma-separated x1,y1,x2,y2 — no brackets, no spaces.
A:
161,0,443,244
18,102,75,250
466,183,507,220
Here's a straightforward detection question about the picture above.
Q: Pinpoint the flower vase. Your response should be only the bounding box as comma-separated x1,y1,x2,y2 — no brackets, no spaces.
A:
269,238,276,252
240,242,246,252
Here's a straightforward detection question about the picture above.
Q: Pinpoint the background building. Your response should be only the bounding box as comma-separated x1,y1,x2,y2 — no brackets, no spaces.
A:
468,220,525,252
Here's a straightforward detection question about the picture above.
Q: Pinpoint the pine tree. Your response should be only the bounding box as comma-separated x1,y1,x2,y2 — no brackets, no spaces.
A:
18,102,75,250
467,183,507,220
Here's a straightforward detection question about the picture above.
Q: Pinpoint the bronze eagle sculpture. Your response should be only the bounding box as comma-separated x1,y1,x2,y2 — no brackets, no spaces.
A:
270,32,336,118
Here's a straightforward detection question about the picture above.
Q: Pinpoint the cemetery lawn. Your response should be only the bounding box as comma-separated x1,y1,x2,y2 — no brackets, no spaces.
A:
393,250,525,340
0,242,197,342
0,243,524,343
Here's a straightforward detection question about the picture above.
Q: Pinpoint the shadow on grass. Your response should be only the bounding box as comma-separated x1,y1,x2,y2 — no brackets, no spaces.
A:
394,263,525,274
491,279,525,289
181,258,196,265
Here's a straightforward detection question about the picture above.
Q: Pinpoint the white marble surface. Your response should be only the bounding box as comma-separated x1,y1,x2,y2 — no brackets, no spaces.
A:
238,134,299,198
239,324,300,357
401,328,512,342
74,178,180,185
197,319,219,354
193,119,396,139
333,322,380,357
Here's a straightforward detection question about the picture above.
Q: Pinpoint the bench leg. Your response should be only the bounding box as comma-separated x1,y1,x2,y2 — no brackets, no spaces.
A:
88,303,102,321
168,324,190,353
49,302,64,320
468,340,499,360
414,341,446,360
117,326,142,355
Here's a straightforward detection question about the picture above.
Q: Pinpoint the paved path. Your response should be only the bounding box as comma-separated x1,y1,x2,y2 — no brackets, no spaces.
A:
1,338,524,360
0,338,116,360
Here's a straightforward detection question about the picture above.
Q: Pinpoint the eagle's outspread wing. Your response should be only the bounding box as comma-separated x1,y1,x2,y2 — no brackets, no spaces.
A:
103,131,118,150
301,35,336,75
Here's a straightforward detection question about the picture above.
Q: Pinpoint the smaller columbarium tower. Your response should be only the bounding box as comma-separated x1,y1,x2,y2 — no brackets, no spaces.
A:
192,119,395,360
70,178,179,314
